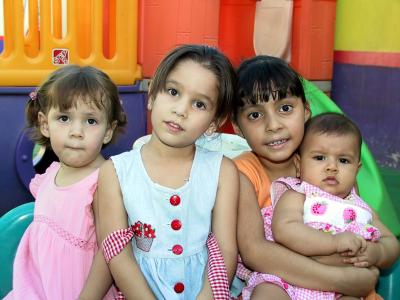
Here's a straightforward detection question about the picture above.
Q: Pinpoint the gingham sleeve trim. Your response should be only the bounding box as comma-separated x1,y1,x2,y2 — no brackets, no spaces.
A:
207,233,236,299
102,227,135,263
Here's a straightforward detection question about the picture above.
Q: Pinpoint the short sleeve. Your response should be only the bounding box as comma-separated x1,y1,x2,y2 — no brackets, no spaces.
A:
270,177,302,206
29,162,59,198
234,152,271,208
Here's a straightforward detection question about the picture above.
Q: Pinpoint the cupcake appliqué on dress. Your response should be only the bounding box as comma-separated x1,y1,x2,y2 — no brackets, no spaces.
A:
132,221,156,252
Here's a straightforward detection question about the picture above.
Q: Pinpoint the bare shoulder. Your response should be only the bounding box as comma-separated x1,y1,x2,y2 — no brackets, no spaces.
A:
219,156,239,182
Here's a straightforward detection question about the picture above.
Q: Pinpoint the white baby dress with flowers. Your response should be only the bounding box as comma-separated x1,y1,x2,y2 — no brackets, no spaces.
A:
111,145,223,300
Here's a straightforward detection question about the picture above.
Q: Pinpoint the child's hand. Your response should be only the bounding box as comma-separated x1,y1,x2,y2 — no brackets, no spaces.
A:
341,242,379,268
333,232,366,255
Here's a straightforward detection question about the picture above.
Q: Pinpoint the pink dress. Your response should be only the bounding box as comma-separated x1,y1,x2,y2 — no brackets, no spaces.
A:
5,162,116,300
242,177,380,300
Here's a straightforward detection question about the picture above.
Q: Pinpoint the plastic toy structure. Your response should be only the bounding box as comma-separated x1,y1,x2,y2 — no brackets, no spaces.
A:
0,0,399,298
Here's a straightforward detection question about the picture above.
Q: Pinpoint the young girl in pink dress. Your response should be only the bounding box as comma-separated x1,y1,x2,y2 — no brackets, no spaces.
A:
5,65,126,300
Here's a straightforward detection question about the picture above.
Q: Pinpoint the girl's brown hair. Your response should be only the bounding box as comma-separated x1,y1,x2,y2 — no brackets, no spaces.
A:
26,65,127,147
148,44,237,127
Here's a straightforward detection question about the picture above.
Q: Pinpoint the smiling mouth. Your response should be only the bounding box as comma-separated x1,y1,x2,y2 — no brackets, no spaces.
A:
266,139,288,147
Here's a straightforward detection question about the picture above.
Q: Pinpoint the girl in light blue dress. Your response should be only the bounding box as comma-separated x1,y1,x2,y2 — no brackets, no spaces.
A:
96,45,239,299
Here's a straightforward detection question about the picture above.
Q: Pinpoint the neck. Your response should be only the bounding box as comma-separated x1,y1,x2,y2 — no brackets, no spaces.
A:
56,155,104,186
258,154,297,182
145,135,196,160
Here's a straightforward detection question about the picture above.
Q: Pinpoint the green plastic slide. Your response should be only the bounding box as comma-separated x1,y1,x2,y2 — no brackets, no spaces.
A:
0,202,34,297
303,80,400,236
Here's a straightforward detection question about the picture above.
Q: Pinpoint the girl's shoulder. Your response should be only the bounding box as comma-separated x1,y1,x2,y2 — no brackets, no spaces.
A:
29,162,60,197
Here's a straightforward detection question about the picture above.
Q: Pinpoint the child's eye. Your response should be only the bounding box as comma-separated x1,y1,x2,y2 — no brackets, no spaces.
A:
58,115,69,123
168,88,178,96
87,118,98,125
279,104,293,113
193,100,206,110
313,155,325,161
339,158,350,164
247,111,262,120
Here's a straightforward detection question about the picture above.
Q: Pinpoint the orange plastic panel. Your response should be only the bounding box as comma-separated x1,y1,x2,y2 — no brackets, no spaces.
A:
291,0,336,80
138,0,220,78
219,0,257,67
0,0,141,86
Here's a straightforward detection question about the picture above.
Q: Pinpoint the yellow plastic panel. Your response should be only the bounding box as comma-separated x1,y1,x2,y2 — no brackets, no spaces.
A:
335,0,400,52
0,0,142,86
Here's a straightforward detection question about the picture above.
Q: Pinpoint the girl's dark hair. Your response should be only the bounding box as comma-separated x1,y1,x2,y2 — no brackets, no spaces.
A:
302,112,362,158
233,55,306,121
26,65,127,147
148,44,237,127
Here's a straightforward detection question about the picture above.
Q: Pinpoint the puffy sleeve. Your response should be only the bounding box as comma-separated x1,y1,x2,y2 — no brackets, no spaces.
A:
29,162,58,198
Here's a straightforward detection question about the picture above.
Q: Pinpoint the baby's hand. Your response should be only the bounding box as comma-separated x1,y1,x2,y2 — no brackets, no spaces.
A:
342,242,379,267
333,232,366,255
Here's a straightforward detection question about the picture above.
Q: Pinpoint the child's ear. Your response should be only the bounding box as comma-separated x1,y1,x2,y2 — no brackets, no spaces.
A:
103,121,117,144
294,153,301,178
205,121,217,136
147,97,154,111
304,102,311,122
38,111,50,138
357,161,362,172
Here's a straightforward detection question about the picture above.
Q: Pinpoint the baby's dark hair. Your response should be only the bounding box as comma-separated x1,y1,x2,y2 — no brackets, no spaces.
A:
233,55,306,122
148,44,237,127
26,65,127,147
302,112,362,158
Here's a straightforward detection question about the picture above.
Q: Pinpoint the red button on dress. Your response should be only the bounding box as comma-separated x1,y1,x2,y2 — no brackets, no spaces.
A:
174,282,185,293
169,195,181,206
172,244,183,255
171,219,182,230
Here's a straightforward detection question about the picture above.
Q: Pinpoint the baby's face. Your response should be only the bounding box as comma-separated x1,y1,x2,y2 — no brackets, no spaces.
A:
297,132,361,198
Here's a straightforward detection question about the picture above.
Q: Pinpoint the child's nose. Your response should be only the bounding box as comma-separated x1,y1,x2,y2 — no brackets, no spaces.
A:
325,159,338,172
69,122,84,138
265,115,282,132
173,99,188,118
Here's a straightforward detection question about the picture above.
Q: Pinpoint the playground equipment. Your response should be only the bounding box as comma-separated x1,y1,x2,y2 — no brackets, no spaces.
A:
0,0,399,298
332,0,400,169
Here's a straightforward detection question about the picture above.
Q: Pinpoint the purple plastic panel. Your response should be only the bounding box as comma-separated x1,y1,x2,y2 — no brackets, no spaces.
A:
0,84,147,216
332,63,400,169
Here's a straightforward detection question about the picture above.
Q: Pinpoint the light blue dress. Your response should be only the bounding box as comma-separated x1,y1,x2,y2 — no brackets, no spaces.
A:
111,145,223,299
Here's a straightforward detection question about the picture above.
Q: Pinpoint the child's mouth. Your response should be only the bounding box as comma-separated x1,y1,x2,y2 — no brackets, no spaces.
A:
267,139,287,146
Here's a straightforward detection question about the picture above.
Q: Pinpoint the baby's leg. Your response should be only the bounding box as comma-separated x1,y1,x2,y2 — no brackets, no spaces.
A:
338,297,360,300
251,282,291,300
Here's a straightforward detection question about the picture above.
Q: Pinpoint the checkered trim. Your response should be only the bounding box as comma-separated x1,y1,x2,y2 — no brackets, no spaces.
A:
235,256,252,282
102,227,135,263
207,233,235,299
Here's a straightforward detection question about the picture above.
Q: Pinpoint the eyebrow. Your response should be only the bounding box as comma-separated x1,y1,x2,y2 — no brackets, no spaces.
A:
166,79,214,103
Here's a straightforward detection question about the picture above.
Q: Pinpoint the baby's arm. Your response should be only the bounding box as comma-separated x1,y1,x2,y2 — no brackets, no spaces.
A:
272,189,366,256
343,211,400,268
197,157,239,299
238,174,378,297
95,160,156,299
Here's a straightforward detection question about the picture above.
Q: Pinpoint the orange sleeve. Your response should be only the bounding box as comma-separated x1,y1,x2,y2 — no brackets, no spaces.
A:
234,152,271,208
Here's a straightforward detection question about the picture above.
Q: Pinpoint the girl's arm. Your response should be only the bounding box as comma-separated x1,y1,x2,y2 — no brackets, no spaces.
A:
79,191,115,300
96,160,156,299
272,189,365,256
197,157,239,299
343,211,400,269
238,173,379,297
